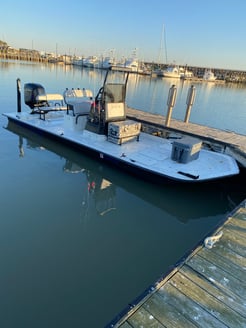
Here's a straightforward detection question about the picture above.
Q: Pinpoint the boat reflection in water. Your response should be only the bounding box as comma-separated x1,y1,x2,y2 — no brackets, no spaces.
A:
7,120,243,224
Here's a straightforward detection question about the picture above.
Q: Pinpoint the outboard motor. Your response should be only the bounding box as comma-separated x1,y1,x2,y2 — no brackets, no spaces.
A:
24,83,47,109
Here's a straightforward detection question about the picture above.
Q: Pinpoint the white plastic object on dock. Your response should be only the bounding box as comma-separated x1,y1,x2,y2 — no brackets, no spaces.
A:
204,230,223,249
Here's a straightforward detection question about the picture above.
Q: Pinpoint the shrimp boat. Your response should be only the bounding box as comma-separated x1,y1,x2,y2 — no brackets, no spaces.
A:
3,72,239,183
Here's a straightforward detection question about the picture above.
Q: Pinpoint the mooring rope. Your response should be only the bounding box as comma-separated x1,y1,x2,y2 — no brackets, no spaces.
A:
204,230,223,249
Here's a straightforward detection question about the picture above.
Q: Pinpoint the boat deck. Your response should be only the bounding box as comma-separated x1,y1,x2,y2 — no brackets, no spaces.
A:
4,111,239,182
107,200,246,327
127,107,246,168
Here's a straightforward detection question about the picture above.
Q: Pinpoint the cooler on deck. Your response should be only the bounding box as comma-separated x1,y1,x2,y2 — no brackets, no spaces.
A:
108,120,141,144
171,136,202,163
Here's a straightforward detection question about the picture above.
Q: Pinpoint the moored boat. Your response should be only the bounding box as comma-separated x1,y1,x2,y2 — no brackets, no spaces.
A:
111,49,140,72
72,56,84,66
111,58,140,72
99,56,116,69
162,65,181,78
180,67,194,79
203,68,217,81
3,73,239,184
83,55,99,68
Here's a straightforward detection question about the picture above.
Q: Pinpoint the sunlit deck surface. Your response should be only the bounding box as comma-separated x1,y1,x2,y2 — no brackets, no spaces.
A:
107,200,246,327
127,107,246,168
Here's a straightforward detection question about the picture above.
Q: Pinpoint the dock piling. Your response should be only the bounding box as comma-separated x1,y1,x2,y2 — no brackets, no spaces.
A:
165,84,177,127
184,85,196,123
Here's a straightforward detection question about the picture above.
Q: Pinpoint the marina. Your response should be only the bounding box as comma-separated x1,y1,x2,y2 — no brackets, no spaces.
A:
107,200,246,327
2,2,246,326
2,41,246,83
0,60,245,327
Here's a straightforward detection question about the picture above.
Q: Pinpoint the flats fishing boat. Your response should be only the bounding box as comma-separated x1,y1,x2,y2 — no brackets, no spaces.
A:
3,72,239,183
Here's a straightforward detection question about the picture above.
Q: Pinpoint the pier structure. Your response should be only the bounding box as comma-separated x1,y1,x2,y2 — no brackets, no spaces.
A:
107,200,246,327
148,62,246,83
0,43,47,62
126,107,246,168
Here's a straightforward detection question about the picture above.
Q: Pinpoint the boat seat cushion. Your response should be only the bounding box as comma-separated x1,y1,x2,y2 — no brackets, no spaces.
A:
36,93,64,106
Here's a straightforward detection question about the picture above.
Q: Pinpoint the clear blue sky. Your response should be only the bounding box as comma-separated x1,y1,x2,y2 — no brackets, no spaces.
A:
1,0,246,70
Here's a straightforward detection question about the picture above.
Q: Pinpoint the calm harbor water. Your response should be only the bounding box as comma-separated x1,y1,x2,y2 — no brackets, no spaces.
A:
0,60,245,327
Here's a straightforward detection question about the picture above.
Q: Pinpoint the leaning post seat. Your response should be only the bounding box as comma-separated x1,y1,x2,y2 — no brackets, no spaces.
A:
36,93,65,108
64,88,94,116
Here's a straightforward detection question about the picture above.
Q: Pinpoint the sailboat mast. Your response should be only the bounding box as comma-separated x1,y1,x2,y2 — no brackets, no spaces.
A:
158,24,168,65
163,24,168,64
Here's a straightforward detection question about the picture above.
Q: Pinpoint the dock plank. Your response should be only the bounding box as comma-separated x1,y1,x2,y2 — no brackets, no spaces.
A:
158,282,226,328
143,293,197,328
226,208,246,237
221,226,246,257
169,271,246,327
180,265,246,318
233,207,246,220
187,254,246,300
228,216,246,232
119,323,133,328
210,241,246,270
127,307,165,328
198,247,246,283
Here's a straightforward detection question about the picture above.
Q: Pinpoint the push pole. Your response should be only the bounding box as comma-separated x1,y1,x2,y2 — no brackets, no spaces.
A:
165,84,177,127
17,78,21,113
184,85,196,123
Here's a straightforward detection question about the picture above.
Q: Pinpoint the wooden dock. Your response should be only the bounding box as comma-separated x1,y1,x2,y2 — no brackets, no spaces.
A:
107,200,246,328
126,107,246,168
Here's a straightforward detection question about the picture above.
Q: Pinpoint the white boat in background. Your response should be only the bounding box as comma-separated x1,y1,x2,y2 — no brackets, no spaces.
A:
3,74,239,184
180,67,194,79
111,49,140,72
153,65,193,79
162,65,181,78
100,56,116,69
124,57,139,72
111,57,140,72
72,56,84,66
83,56,99,68
203,69,217,81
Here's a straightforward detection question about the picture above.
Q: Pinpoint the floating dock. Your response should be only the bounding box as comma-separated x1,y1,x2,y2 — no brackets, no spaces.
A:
107,200,246,327
126,107,246,168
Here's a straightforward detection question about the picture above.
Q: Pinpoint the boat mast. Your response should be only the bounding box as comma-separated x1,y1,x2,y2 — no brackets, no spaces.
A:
163,24,168,64
158,24,168,66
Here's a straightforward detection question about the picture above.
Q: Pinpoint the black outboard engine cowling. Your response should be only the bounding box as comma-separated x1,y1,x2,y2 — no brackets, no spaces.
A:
24,83,47,109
